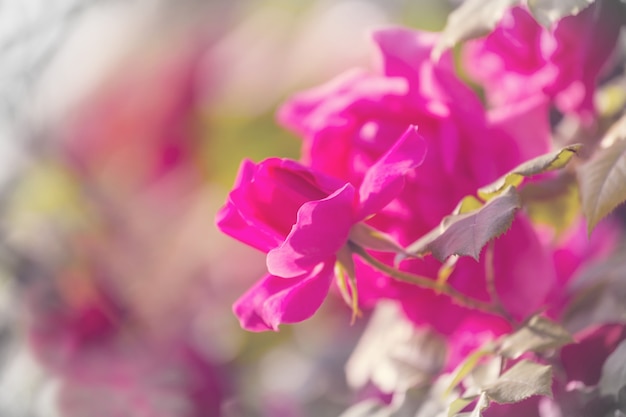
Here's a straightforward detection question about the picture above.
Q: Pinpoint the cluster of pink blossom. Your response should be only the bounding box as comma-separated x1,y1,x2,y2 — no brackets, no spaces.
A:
6,1,626,416
217,0,621,379
17,39,229,417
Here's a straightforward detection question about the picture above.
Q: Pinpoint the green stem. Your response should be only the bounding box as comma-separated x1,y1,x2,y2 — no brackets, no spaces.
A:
484,242,516,323
349,242,506,317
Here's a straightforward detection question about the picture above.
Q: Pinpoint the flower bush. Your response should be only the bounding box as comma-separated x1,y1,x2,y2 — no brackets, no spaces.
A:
217,126,426,331
5,1,626,416
217,1,626,415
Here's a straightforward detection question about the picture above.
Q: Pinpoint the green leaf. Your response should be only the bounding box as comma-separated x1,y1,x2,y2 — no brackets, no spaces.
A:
335,246,361,323
448,396,477,417
498,315,573,359
453,393,490,417
599,340,626,398
596,75,626,119
453,195,484,215
521,173,580,238
578,114,626,234
562,254,626,331
432,0,519,60
444,345,495,397
470,392,490,417
405,186,521,262
484,360,553,403
467,356,503,393
527,0,595,27
338,399,391,417
478,144,581,201
349,224,405,254
437,255,460,287
345,301,446,394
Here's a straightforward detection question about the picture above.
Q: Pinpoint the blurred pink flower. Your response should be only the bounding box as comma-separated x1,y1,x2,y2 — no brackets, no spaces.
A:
26,271,228,417
61,41,206,197
21,34,231,416
216,127,426,331
463,1,623,119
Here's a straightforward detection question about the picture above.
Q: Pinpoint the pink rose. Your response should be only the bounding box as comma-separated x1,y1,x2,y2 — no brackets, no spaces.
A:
217,127,426,331
277,26,616,365
464,1,623,119
279,27,551,241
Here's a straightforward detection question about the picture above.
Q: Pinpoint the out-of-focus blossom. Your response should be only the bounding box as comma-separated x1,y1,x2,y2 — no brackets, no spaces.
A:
26,265,228,417
216,127,426,331
463,1,624,120
60,38,207,197
1,23,238,416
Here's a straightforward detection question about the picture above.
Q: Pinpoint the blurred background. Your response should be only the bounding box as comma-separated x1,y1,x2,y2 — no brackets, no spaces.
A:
0,1,451,416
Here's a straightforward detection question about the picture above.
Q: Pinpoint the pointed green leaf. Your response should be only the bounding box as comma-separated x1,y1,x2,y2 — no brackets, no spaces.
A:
444,345,495,397
453,195,484,215
527,0,595,27
453,393,490,417
448,396,477,417
437,255,459,287
346,301,446,394
599,340,626,398
471,392,490,417
498,315,573,359
467,356,503,393
521,173,580,238
478,144,581,200
335,245,361,323
432,0,519,60
406,187,521,262
562,254,626,330
338,399,390,417
485,360,553,404
349,223,405,254
578,114,626,233
596,76,626,118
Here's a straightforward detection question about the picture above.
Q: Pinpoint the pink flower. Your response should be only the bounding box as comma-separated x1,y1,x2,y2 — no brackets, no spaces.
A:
279,27,551,240
277,26,616,365
26,275,228,417
62,43,204,193
463,2,623,119
216,126,426,331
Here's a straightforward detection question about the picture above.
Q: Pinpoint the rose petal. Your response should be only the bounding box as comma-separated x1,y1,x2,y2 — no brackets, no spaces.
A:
233,263,335,331
267,184,355,278
358,126,426,219
372,27,483,111
494,214,556,320
216,199,282,253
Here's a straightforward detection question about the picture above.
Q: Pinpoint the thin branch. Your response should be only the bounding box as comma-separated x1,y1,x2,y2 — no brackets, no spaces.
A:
349,242,508,318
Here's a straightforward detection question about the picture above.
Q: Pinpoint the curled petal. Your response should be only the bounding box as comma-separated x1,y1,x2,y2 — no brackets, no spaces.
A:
372,27,483,109
216,159,284,252
277,68,409,138
232,263,335,331
216,199,282,254
267,184,355,278
372,27,438,80
358,126,426,219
